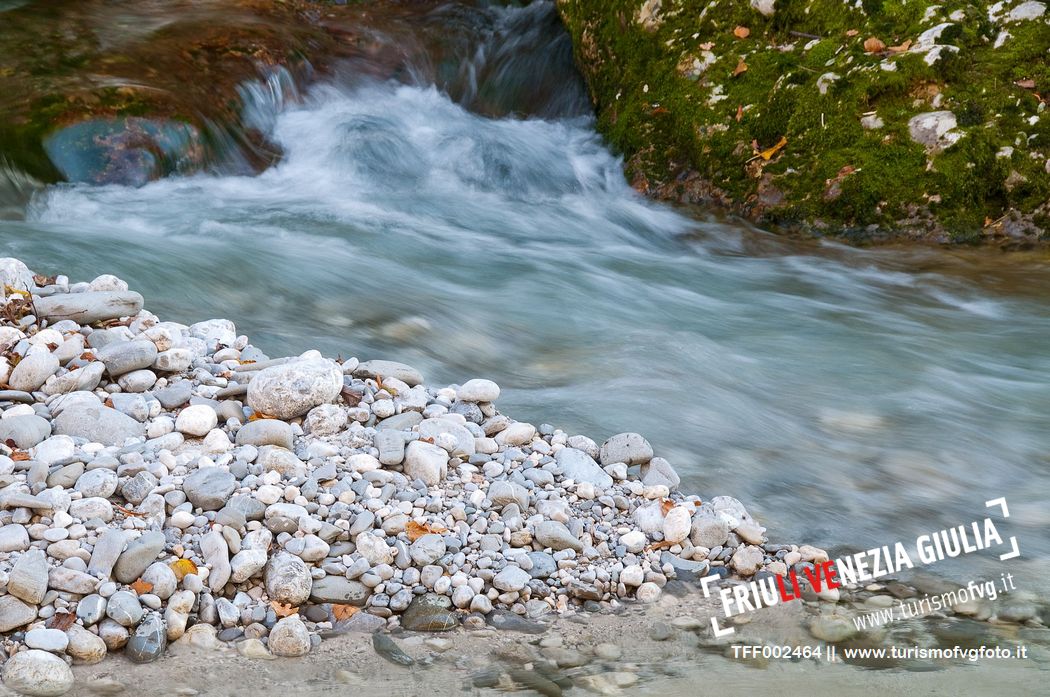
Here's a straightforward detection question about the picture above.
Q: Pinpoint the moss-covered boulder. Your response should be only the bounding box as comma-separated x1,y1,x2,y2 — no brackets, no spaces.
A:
556,0,1049,244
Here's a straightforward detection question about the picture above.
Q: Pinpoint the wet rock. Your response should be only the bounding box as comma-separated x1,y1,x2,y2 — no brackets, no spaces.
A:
372,632,414,665
126,612,167,663
401,594,458,631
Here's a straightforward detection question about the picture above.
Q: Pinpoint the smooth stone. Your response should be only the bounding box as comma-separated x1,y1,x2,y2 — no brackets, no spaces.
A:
201,530,231,591
182,467,237,511
247,358,342,419
488,480,530,510
113,531,166,584
0,595,38,632
599,432,653,465
1,649,75,696
66,624,108,664
8,548,49,604
401,594,458,632
374,430,405,465
403,440,448,486
640,456,681,490
0,523,30,552
126,612,167,663
0,414,52,449
354,360,423,387
53,404,145,446
487,609,546,634
47,567,99,595
309,576,370,605
554,448,613,488
77,594,108,626
493,565,531,592
809,616,857,643
269,616,311,657
87,528,128,580
456,378,499,402
33,291,143,324
533,521,583,552
95,340,158,377
8,349,60,392
175,404,218,437
235,419,294,449
25,628,69,652
264,552,312,605
408,534,446,566
690,515,729,548
106,591,144,627
75,468,118,498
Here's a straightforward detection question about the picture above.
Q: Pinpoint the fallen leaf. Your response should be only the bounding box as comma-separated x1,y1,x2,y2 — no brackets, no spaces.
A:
115,505,147,517
3,285,30,298
170,558,198,580
238,359,256,365
405,520,447,542
699,41,715,50
734,26,750,39
758,135,788,160
248,411,278,422
332,604,359,621
11,450,30,461
846,29,859,37
733,59,748,77
271,600,299,618
341,387,363,406
130,579,154,595
864,37,886,53
46,612,76,631
736,104,744,122
32,274,56,287
648,540,677,551
888,39,912,53
1015,78,1036,89
660,498,675,516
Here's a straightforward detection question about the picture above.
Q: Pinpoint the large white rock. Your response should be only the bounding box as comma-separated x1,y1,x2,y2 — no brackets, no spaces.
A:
403,440,448,486
2,649,75,696
175,404,218,437
247,358,342,419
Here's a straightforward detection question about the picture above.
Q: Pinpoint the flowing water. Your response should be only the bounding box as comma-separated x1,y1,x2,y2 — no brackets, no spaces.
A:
1,0,1048,605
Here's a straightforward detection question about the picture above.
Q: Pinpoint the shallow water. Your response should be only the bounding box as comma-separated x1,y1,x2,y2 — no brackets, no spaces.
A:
1,0,1048,598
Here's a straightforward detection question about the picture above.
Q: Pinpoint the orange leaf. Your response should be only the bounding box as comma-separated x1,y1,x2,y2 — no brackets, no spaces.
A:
130,579,154,595
733,59,748,77
845,29,859,37
405,520,446,542
733,26,750,39
758,135,788,161
248,411,277,422
271,600,298,618
660,498,675,516
736,104,744,122
10,450,30,461
888,39,912,53
332,604,359,621
863,37,886,53
648,540,677,551
170,558,198,580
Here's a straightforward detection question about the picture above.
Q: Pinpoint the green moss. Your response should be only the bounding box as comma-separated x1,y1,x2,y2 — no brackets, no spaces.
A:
556,0,1050,243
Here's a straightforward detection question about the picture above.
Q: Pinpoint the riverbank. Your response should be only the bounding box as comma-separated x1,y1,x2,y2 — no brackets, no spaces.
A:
555,0,1049,245
0,257,815,694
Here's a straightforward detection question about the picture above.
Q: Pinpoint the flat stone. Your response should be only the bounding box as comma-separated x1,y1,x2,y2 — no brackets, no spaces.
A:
554,448,613,488
309,576,370,605
235,419,294,449
8,349,60,392
353,360,423,386
54,404,144,446
401,594,458,631
113,531,166,584
48,566,99,594
0,523,30,552
34,290,143,324
95,340,159,377
183,467,237,511
0,595,38,632
533,520,583,552
599,432,653,465
87,529,127,580
8,548,49,604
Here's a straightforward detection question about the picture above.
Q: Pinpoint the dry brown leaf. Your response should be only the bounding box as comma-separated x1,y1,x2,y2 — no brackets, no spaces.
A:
10,450,30,461
698,41,715,50
888,39,912,53
271,600,299,618
405,520,447,542
736,104,744,122
733,59,748,77
863,37,886,53
115,505,146,517
846,29,859,37
248,411,277,422
170,558,198,580
733,26,750,39
130,579,154,595
238,359,256,365
648,540,677,551
758,135,788,160
46,612,76,631
660,498,675,516
32,274,56,287
332,604,359,621
3,285,30,298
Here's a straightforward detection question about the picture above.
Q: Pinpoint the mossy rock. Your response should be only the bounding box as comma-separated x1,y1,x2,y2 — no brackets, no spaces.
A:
555,0,1050,244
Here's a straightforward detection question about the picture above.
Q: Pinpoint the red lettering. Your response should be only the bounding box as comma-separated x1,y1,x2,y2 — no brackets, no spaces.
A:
823,561,841,590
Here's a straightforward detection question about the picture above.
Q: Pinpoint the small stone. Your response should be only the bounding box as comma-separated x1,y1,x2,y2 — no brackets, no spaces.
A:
533,521,583,552
0,414,52,449
488,480,529,510
175,404,218,437
308,576,370,605
1,649,75,696
730,545,764,576
809,616,857,643
619,530,646,554
554,448,613,488
662,506,691,543
0,523,30,552
354,360,423,386
409,534,446,566
66,624,108,664
401,594,459,631
457,379,500,402
26,628,70,653
691,515,729,548
636,582,661,603
126,612,167,663
8,548,49,604
235,419,294,449
96,340,158,377
182,467,237,511
493,565,531,592
113,531,166,584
